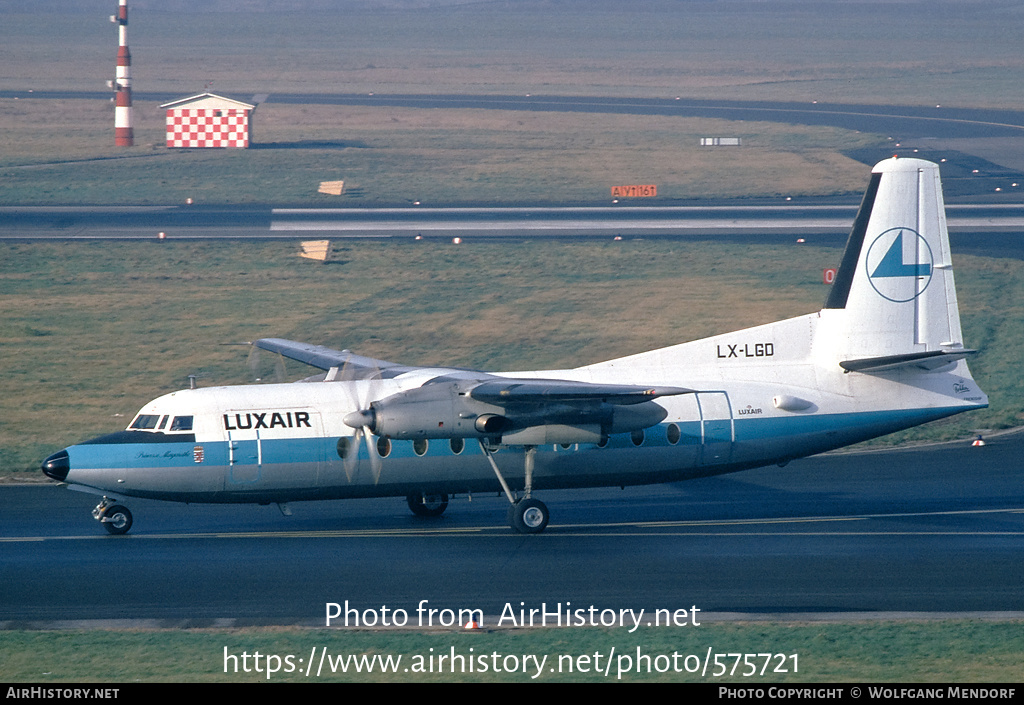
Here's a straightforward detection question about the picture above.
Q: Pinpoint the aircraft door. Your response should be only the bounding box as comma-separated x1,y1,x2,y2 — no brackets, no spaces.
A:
224,409,325,488
226,428,261,484
696,392,734,466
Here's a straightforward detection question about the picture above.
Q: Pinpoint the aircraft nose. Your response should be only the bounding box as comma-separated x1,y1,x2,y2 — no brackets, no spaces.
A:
41,449,70,482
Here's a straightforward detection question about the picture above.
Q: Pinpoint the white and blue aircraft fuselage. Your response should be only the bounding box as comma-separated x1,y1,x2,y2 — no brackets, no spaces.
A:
42,158,988,534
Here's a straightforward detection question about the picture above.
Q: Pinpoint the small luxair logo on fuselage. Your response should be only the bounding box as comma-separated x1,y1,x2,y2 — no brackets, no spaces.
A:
865,227,934,303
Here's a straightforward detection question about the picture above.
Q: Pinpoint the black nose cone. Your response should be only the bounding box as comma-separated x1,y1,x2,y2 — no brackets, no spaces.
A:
41,449,70,482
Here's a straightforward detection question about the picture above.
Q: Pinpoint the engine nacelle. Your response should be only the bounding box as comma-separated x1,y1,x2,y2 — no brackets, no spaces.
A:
359,381,502,440
501,424,603,445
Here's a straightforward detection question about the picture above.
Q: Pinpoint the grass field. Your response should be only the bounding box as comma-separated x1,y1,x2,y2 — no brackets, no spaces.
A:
2,238,1021,475
2,621,1022,682
0,98,883,205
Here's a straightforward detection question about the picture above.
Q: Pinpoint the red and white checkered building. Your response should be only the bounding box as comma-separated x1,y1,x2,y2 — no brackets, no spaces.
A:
160,93,255,149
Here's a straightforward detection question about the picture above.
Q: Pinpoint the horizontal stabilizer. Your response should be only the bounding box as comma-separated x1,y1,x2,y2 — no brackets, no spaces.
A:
839,349,977,373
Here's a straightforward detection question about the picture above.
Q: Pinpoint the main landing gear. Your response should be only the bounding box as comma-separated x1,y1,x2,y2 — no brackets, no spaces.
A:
93,497,133,535
481,442,550,534
407,492,449,518
507,497,549,534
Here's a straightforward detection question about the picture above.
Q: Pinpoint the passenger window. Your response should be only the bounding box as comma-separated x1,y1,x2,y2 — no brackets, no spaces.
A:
631,429,645,447
413,438,428,456
169,416,194,431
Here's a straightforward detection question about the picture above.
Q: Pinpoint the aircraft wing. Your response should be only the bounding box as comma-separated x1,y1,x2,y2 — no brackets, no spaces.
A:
255,337,693,408
468,379,694,405
252,338,418,379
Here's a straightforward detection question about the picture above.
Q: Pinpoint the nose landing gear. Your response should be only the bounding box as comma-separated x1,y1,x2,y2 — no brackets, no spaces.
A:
93,497,133,535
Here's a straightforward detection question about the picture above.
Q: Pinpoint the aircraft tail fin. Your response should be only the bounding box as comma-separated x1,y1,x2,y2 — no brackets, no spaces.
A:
817,157,970,365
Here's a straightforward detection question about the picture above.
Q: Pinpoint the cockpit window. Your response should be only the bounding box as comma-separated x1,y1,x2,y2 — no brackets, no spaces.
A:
169,416,194,432
130,414,161,430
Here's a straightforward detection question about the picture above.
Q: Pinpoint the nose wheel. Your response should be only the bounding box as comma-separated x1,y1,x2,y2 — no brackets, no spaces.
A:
93,497,133,535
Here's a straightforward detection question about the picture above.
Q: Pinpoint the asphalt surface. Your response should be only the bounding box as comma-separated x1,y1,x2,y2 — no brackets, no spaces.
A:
2,205,1024,256
5,91,1024,139
3,430,1023,626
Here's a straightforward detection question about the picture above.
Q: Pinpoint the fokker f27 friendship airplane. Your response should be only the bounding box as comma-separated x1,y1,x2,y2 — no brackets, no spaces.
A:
42,158,987,534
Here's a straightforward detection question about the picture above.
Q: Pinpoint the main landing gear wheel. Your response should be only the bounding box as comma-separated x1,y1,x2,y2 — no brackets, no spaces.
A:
407,492,449,518
102,505,133,535
509,498,549,534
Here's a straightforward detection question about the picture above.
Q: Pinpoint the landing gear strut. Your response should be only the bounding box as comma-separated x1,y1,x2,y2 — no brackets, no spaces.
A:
93,497,133,535
480,442,550,534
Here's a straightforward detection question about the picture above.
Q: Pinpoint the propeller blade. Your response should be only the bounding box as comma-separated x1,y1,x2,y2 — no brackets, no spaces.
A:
357,361,385,484
342,430,359,482
273,353,287,383
337,352,363,483
365,430,383,484
246,345,262,382
336,352,387,484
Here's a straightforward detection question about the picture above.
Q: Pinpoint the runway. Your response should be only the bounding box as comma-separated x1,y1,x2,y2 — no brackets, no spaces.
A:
3,430,1023,626
2,203,1024,248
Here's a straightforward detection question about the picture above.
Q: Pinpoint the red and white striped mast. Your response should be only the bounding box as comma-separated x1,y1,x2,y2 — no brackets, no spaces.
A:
112,0,133,146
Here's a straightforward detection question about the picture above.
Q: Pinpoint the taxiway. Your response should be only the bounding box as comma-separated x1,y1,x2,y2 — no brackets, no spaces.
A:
3,430,1022,626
